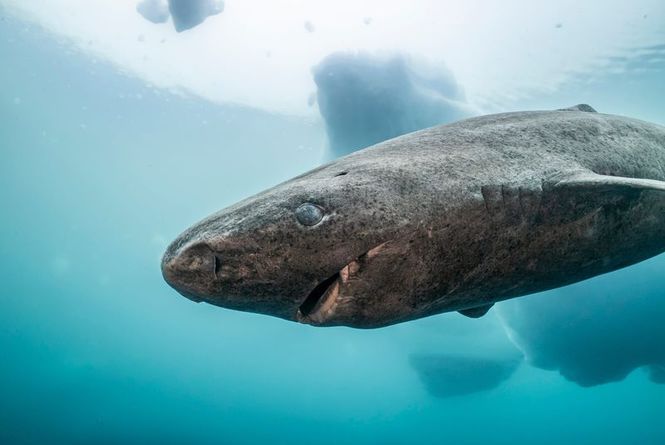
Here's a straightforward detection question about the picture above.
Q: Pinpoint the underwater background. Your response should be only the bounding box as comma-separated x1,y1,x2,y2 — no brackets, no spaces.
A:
1,1,664,444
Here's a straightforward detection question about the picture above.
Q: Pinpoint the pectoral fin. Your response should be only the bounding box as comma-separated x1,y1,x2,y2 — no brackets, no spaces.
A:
554,172,665,194
458,304,494,318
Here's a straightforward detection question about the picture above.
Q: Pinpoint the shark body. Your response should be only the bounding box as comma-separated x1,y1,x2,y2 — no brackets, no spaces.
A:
162,105,665,328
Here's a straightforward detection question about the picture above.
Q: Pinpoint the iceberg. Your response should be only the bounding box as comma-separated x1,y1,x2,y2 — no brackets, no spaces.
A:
312,51,471,157
136,0,170,24
168,0,225,32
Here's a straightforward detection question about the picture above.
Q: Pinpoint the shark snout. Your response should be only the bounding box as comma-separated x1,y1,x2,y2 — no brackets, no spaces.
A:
161,241,218,302
161,234,307,320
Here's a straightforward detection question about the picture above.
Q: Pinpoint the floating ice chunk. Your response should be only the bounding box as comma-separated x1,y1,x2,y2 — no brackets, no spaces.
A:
313,52,472,157
136,0,170,24
410,354,520,398
168,0,225,32
304,20,315,33
497,267,665,387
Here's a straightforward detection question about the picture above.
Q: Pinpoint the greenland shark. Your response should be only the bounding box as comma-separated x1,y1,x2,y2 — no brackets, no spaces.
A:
162,105,665,328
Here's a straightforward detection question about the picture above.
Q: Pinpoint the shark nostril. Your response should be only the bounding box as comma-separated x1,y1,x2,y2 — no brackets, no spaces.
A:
162,242,218,282
214,255,222,277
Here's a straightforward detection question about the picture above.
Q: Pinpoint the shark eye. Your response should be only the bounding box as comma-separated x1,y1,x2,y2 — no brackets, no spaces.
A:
295,203,324,226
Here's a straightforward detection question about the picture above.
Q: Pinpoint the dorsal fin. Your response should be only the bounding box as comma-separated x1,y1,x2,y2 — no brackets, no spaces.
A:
558,104,597,112
554,172,665,193
458,303,494,318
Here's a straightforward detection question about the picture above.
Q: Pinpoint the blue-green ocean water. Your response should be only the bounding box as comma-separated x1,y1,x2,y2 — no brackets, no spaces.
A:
1,14,665,445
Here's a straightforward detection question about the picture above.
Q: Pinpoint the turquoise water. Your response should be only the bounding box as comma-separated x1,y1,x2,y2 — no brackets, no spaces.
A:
2,12,665,445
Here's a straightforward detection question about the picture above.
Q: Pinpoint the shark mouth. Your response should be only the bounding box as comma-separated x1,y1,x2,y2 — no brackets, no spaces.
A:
297,271,342,323
296,242,389,325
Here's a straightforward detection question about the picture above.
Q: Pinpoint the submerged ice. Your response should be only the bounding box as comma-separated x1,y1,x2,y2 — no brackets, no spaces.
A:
169,0,224,32
410,354,520,398
136,0,225,32
312,52,471,157
498,270,665,387
136,0,170,24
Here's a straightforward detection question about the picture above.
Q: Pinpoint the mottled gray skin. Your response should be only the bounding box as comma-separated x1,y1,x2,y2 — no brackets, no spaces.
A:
162,106,665,328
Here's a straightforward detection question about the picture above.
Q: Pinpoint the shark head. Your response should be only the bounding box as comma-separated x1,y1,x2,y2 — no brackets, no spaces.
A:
161,158,424,328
